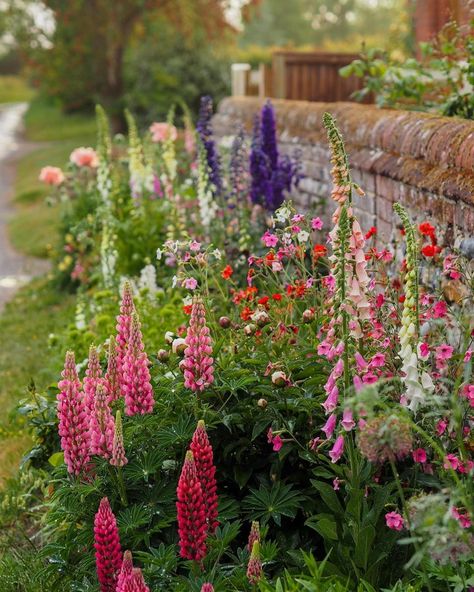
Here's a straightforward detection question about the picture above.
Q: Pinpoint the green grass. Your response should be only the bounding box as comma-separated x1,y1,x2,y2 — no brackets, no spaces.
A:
0,76,35,104
0,97,94,480
0,279,75,483
24,98,96,142
8,98,96,258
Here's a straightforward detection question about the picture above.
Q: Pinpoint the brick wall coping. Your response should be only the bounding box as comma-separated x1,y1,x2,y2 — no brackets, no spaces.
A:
213,97,474,208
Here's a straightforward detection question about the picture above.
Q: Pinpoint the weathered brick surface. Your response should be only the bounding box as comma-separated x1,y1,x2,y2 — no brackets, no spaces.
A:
213,97,474,245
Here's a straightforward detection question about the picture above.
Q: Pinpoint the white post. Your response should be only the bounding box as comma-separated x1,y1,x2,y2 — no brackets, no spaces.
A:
231,63,251,96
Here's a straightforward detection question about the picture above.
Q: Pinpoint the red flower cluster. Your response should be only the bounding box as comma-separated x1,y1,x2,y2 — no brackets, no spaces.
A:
94,498,122,592
221,264,234,280
365,226,377,239
419,221,441,257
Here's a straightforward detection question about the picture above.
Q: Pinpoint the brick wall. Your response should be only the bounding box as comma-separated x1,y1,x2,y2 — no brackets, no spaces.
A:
212,97,474,251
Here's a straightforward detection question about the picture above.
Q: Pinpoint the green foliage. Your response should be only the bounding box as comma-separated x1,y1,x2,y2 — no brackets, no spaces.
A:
341,21,474,119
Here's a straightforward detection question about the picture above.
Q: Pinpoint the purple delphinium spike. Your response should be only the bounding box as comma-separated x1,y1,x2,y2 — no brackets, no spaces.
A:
196,96,222,196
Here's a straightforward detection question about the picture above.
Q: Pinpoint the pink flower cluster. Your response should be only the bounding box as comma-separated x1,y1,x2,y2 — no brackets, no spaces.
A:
122,312,155,415
57,351,90,475
57,282,156,474
182,296,215,393
116,551,150,592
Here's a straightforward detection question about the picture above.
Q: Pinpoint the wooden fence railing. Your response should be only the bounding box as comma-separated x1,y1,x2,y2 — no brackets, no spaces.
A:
231,51,369,103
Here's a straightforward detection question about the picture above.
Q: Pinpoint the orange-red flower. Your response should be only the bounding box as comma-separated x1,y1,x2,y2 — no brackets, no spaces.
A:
221,265,234,280
419,222,435,237
313,244,327,258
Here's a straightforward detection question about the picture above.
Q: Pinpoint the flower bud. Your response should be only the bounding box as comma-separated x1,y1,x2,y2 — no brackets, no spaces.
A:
178,359,187,372
271,370,288,386
244,323,257,336
219,316,231,329
165,331,175,345
251,309,270,327
302,309,315,323
257,398,268,409
172,337,187,355
157,348,169,362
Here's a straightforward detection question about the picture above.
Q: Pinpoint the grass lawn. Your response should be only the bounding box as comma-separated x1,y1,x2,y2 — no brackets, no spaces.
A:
8,96,96,258
0,76,35,103
0,279,75,483
0,83,95,482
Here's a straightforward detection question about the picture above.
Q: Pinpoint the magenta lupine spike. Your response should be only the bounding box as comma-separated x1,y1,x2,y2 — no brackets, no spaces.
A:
105,339,121,402
90,383,115,459
57,351,90,476
176,450,208,561
123,311,155,415
94,497,122,592
116,281,135,384
247,520,260,553
110,411,128,467
122,568,150,592
183,296,214,394
116,551,134,592
201,584,214,592
84,345,104,417
247,540,263,585
190,420,218,534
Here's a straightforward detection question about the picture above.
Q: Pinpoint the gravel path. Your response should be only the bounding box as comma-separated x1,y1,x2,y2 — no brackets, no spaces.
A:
0,102,50,310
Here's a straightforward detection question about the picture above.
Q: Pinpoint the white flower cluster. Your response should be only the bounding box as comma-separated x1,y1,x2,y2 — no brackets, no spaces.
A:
100,217,118,289
138,264,161,301
395,203,434,413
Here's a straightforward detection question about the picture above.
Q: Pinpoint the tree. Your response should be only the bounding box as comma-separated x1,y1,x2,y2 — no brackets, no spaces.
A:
9,0,237,130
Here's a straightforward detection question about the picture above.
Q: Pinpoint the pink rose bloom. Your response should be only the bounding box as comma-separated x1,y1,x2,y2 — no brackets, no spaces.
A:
385,511,404,531
329,435,344,463
311,217,323,230
184,277,198,290
149,122,178,143
70,147,98,168
39,166,65,186
412,448,427,463
262,231,278,248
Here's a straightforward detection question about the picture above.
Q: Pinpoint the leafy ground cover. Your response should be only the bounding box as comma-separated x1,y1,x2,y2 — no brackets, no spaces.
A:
0,98,472,592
